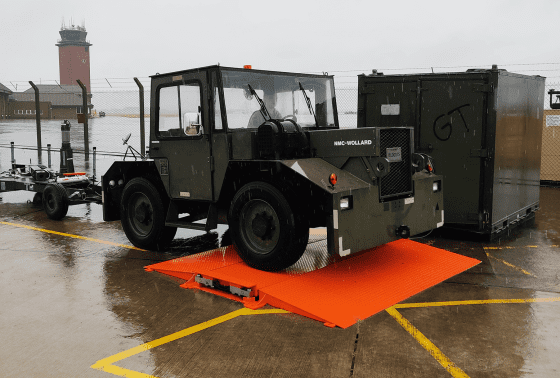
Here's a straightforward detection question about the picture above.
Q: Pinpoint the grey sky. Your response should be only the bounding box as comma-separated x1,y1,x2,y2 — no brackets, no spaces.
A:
2,0,559,91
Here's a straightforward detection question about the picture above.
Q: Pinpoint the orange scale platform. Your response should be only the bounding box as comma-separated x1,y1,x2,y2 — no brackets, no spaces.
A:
145,238,480,329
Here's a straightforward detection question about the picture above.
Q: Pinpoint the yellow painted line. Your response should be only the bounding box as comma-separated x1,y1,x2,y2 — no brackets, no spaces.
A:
386,307,469,378
0,221,144,251
91,307,289,378
98,365,157,378
485,252,536,277
394,297,560,309
484,245,552,250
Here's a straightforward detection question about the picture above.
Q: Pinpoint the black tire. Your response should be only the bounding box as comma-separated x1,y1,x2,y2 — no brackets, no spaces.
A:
228,181,309,271
42,183,69,220
120,177,177,250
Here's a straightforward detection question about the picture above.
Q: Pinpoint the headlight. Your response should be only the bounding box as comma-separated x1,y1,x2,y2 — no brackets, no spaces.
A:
340,196,352,210
433,180,441,192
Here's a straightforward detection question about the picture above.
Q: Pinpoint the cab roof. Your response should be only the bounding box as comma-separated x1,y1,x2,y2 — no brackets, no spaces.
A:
150,65,334,80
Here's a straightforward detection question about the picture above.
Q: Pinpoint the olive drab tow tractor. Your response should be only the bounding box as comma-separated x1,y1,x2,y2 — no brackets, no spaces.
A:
101,65,445,271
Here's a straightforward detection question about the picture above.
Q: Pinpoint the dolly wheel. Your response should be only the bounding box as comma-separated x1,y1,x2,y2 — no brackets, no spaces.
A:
32,192,42,206
120,177,177,250
228,181,309,271
42,183,69,220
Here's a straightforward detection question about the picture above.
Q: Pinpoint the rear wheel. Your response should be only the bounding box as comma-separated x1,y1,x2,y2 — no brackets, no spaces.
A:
120,177,177,250
42,183,69,220
228,181,309,271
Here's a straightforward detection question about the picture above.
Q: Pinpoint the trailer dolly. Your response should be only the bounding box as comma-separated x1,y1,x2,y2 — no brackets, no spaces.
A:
0,164,102,220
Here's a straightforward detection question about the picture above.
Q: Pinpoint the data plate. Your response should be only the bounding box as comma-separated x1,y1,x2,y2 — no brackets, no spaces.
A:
386,147,402,162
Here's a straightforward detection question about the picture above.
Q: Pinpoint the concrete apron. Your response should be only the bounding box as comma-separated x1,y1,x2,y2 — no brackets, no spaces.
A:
1,188,560,377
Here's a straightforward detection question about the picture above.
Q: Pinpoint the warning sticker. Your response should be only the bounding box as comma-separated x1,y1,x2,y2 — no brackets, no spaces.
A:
381,104,400,116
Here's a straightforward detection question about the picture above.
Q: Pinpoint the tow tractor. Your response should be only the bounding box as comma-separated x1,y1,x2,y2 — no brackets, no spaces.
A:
0,161,101,220
101,65,445,271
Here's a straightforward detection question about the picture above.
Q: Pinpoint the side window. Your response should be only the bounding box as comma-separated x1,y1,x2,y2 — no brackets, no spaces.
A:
158,83,202,137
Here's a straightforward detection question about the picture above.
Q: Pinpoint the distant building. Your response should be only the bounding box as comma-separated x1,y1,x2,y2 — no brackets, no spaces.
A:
3,21,94,120
0,82,12,119
56,21,92,92
7,84,92,120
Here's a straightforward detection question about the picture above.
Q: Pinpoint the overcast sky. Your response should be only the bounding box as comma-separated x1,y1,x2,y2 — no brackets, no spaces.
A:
2,0,559,91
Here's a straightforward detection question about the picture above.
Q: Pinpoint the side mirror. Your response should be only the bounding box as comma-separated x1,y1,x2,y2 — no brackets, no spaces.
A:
122,132,132,145
183,112,203,135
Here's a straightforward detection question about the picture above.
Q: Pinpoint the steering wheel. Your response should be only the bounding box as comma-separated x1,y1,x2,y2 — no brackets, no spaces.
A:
282,115,297,123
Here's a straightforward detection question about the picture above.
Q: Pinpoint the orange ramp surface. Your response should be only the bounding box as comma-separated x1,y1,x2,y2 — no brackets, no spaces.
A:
145,239,480,329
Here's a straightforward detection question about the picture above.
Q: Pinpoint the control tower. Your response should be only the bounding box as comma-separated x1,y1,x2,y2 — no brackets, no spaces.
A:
56,20,92,92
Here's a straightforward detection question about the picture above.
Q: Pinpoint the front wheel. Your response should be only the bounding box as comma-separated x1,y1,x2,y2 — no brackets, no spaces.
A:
120,177,177,250
228,182,309,271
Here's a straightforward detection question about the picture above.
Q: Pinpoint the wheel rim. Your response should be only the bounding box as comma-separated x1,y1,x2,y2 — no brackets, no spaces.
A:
45,192,55,211
127,192,154,237
240,199,280,255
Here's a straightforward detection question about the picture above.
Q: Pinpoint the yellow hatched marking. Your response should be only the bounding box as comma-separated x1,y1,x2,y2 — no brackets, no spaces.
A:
386,307,470,378
485,252,536,277
0,221,144,251
394,297,560,309
91,308,289,378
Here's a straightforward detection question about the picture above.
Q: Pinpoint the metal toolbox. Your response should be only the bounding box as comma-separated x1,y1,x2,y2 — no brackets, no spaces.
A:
357,66,545,233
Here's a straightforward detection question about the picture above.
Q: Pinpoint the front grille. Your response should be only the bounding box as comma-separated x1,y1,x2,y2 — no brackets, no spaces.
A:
379,128,413,199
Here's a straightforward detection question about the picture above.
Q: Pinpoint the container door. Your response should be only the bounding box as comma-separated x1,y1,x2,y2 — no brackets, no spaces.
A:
155,71,213,201
358,80,417,128
419,79,487,225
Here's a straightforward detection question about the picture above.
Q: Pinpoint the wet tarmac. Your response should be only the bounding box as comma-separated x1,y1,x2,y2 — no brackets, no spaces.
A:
1,187,560,377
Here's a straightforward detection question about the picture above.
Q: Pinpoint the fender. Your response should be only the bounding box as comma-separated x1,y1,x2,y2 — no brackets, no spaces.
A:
101,160,162,221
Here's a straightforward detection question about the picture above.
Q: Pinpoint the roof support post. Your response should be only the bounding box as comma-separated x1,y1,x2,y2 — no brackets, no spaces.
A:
28,81,42,165
134,77,145,157
76,79,89,163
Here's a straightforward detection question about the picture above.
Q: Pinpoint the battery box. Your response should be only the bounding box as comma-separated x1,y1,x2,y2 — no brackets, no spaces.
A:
28,165,50,181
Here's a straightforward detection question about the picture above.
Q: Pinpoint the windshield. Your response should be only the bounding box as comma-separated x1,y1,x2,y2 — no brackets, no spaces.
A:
220,69,337,130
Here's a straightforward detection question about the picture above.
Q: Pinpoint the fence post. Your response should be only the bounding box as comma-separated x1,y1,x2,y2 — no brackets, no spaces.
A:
10,142,15,165
47,144,51,168
28,81,42,165
76,79,89,164
134,77,145,157
93,146,96,179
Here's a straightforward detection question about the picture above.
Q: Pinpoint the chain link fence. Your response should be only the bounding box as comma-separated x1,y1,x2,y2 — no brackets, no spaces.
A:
334,88,358,129
0,85,150,176
1,79,560,184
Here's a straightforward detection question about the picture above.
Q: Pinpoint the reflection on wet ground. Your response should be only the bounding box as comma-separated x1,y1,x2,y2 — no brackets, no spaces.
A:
1,187,560,377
